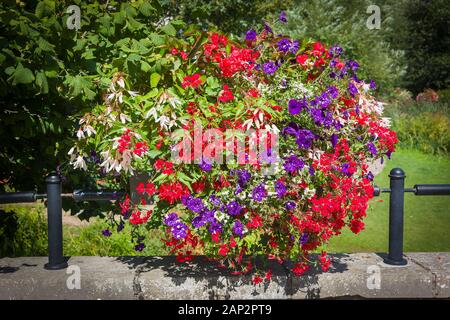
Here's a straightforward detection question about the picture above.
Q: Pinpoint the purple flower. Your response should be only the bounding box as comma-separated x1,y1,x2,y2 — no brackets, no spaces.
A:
227,201,242,216
300,232,309,245
283,155,304,174
208,219,223,234
340,163,353,177
263,21,273,33
172,222,189,239
232,220,245,238
331,133,339,148
290,40,299,54
279,11,287,23
252,183,267,202
348,82,358,97
275,180,287,198
134,243,145,251
192,215,207,228
199,159,212,172
164,212,179,227
288,98,307,115
209,195,221,207
329,45,343,57
117,221,124,232
348,60,359,71
366,171,374,181
263,61,278,75
278,39,291,53
236,169,251,186
296,129,315,149
245,29,257,41
285,201,296,211
327,86,339,99
369,79,376,90
309,166,315,176
102,229,112,237
185,196,205,213
367,142,378,156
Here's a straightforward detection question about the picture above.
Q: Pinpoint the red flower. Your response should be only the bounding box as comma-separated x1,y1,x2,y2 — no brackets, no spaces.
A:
350,219,365,234
136,182,157,196
182,74,202,89
129,210,152,225
211,233,220,243
252,275,263,285
296,54,308,65
230,237,237,248
265,269,272,281
180,51,188,60
171,48,178,55
158,181,189,204
218,244,229,256
292,263,310,276
218,85,234,103
319,252,331,272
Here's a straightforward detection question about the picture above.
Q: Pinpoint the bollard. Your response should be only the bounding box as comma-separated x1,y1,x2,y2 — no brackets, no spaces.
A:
44,173,68,270
384,168,407,266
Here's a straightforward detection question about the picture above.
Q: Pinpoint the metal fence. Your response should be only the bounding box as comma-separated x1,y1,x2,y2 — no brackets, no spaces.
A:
0,168,449,270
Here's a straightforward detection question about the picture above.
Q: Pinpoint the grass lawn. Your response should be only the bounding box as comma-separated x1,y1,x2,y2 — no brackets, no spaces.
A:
326,148,450,252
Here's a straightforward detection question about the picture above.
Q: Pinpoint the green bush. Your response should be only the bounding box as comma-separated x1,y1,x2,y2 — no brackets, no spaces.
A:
384,95,450,155
0,204,168,257
0,205,48,257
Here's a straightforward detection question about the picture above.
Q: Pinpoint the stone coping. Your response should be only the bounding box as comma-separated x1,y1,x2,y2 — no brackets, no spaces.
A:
0,253,449,299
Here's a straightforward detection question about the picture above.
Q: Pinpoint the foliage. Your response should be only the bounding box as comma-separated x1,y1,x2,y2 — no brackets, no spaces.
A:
278,0,405,93
71,12,397,279
0,205,48,257
0,0,167,195
386,104,450,155
389,0,450,93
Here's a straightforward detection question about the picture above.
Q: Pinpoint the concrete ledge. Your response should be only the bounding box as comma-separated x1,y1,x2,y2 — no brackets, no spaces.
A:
0,253,449,299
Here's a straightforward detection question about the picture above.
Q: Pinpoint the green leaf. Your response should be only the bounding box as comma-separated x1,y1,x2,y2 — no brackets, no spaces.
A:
138,2,156,16
150,33,166,46
161,23,176,37
141,61,151,72
150,72,161,88
10,63,35,85
35,71,49,94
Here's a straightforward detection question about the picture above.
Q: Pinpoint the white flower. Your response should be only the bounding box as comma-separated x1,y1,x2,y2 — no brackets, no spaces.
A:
119,113,131,124
76,129,85,140
73,155,87,171
67,146,75,155
84,125,96,137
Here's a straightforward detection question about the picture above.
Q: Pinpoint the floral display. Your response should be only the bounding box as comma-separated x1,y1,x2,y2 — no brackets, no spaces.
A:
70,13,397,280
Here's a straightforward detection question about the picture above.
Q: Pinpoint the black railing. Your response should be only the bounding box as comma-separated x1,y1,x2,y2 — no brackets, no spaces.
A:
0,168,449,270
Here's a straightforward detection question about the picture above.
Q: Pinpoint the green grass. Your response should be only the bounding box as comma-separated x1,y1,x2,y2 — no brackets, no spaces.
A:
327,148,450,252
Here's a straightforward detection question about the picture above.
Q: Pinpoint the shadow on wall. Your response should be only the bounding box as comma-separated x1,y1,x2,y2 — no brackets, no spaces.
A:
115,254,350,299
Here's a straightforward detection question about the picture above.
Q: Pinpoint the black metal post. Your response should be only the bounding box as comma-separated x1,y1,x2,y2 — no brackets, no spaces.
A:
44,173,68,270
384,168,407,265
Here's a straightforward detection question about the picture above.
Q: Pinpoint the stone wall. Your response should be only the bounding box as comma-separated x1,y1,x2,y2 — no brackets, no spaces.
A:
0,253,449,299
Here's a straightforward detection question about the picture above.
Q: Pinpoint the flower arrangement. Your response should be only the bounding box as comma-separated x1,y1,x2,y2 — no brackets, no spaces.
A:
70,13,397,281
